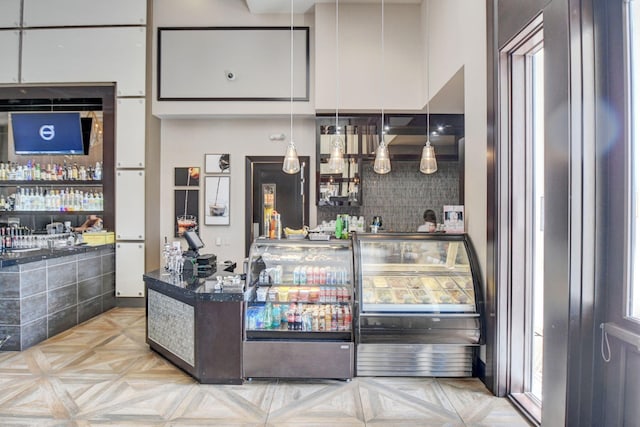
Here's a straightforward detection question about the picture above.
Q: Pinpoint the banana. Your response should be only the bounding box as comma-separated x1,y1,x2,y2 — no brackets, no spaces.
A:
284,227,307,235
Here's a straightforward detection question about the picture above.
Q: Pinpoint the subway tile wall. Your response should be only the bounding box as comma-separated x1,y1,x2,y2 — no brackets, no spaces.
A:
317,161,460,232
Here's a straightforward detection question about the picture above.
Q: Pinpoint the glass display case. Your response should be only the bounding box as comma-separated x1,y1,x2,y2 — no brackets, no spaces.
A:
353,232,484,377
243,238,354,380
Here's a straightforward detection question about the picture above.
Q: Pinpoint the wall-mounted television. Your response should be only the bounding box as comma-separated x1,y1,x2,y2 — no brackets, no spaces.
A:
10,112,85,155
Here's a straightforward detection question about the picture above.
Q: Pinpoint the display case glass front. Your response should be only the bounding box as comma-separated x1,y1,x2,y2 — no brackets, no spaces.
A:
356,233,479,313
245,238,354,340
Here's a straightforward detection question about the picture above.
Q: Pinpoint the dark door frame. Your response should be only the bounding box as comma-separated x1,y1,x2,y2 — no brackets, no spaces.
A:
244,156,310,256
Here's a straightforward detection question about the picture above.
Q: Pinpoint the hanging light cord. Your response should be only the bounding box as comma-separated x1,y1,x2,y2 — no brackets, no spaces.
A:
290,0,294,145
381,0,385,143
426,0,430,142
335,0,340,136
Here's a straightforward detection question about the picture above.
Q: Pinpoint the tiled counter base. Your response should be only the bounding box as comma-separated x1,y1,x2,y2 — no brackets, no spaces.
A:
0,245,115,351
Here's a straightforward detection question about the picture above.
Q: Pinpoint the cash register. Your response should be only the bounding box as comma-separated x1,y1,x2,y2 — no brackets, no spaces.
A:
182,230,216,276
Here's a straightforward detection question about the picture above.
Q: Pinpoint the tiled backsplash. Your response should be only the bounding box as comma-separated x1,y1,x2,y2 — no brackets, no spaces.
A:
317,160,460,232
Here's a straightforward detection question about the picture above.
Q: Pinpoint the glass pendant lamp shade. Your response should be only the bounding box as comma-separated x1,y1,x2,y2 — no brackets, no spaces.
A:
420,140,438,174
282,141,301,174
327,136,345,173
373,141,391,174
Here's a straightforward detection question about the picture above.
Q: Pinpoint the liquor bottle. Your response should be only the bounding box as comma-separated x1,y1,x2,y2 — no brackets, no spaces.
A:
94,162,102,180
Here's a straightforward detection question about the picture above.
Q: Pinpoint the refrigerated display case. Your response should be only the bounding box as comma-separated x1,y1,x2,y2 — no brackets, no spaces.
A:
243,238,354,380
353,232,484,377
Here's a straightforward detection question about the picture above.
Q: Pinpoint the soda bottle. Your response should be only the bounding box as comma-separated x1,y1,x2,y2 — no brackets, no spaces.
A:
335,215,343,239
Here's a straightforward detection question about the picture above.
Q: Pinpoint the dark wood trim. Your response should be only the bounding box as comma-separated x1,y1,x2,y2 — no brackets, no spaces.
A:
244,156,310,256
0,84,116,234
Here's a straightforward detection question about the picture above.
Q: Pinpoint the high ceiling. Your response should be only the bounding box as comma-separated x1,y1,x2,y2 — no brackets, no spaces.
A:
244,0,422,14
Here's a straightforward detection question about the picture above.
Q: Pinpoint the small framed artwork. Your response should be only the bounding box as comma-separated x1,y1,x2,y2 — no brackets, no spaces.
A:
205,154,230,174
205,176,230,225
175,189,199,237
174,167,200,186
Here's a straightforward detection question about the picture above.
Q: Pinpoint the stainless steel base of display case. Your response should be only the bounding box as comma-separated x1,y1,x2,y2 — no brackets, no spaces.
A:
356,343,477,377
244,341,354,380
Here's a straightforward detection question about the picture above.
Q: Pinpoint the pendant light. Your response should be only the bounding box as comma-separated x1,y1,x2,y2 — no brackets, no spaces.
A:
373,0,391,174
420,0,437,174
283,0,301,175
327,0,345,174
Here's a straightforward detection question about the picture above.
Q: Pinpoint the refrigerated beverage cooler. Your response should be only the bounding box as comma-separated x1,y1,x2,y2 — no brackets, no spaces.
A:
353,232,484,377
243,238,354,380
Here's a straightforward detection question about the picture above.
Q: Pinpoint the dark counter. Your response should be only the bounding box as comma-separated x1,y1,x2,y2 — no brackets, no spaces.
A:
143,268,245,385
0,244,115,268
1,244,115,351
142,269,244,303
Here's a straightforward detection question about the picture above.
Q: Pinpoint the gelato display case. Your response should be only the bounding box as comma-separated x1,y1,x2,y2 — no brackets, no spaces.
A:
243,238,354,380
353,232,484,377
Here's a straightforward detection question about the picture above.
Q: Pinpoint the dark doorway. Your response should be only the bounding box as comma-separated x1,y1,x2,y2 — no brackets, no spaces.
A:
245,156,310,256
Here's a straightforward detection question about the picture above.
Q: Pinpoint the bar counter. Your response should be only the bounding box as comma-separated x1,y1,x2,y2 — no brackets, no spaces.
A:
0,244,116,351
143,269,245,384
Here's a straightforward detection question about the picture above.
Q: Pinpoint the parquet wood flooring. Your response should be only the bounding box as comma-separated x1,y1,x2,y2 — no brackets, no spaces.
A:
0,308,531,426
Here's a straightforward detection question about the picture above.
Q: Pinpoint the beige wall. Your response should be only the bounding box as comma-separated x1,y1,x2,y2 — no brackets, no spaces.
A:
160,117,316,266
154,0,487,278
424,0,487,283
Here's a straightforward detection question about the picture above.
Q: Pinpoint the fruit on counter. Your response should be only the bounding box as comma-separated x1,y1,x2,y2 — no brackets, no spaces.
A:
284,227,308,235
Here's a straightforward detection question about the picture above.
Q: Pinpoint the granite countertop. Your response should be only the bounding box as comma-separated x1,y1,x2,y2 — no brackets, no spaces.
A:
0,244,115,268
143,268,245,303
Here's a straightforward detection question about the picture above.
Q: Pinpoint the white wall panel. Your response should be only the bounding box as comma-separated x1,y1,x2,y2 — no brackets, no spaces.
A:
116,170,145,240
0,0,21,28
159,28,308,100
0,31,19,83
21,27,146,97
23,0,146,27
116,242,145,297
116,98,146,168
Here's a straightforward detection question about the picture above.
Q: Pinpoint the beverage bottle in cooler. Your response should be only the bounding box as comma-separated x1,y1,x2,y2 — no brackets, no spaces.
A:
338,306,344,331
263,302,273,329
287,309,295,330
325,306,332,331
306,266,314,285
271,304,281,329
345,305,352,331
318,307,326,331
294,307,302,331
319,267,327,285
312,310,319,331
331,306,338,331
299,265,307,285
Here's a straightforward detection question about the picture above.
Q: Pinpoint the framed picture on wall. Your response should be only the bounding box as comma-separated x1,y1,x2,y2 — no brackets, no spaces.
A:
175,189,199,237
174,167,200,186
205,153,230,174
205,176,230,225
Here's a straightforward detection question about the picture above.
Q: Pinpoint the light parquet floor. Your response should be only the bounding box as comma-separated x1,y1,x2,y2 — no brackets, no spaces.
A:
0,308,532,426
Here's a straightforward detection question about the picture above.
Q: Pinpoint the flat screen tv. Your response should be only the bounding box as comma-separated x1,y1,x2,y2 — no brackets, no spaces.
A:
10,112,85,155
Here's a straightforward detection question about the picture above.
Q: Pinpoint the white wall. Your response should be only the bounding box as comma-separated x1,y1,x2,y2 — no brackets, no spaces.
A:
160,117,316,266
424,0,487,286
152,0,315,117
